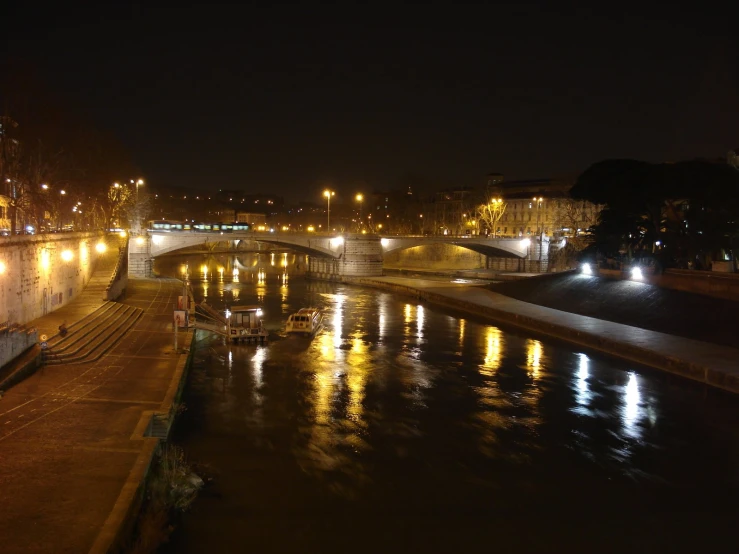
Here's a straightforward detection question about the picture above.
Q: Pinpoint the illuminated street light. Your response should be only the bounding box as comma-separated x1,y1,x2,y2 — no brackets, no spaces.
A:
355,193,364,229
323,189,335,230
58,190,67,231
41,184,48,190
96,242,107,254
135,178,144,202
61,250,74,262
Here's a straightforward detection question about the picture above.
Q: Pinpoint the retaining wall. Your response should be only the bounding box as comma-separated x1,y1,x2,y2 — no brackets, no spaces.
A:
0,232,102,326
598,267,739,302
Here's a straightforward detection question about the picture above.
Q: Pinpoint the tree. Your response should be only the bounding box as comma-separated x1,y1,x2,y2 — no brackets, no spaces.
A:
476,198,507,236
572,158,739,262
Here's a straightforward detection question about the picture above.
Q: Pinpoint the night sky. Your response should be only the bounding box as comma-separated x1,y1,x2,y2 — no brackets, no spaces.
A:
4,4,737,201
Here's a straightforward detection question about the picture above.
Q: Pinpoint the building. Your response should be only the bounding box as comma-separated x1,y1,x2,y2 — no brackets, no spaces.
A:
484,177,600,239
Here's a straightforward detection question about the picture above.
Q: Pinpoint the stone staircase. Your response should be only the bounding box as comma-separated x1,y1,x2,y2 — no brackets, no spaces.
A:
42,302,144,365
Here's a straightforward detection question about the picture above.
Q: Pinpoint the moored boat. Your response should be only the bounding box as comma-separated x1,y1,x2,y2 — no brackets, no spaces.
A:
227,305,269,343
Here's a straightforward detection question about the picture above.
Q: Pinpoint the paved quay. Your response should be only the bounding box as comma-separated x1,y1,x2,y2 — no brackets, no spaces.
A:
0,277,192,554
354,276,739,393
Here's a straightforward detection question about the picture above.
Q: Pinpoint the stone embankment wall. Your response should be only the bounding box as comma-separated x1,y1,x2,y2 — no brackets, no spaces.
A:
599,267,739,302
0,326,37,371
0,232,101,326
105,243,128,301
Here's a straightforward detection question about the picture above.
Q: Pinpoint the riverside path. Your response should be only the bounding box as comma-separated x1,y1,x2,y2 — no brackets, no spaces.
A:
0,277,192,554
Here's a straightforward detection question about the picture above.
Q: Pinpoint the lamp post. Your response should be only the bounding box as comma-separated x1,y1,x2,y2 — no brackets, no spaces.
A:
533,197,544,263
58,189,66,231
323,189,334,231
355,193,363,231
133,179,144,202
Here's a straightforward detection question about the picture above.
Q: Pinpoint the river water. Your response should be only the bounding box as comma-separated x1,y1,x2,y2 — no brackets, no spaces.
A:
158,253,739,553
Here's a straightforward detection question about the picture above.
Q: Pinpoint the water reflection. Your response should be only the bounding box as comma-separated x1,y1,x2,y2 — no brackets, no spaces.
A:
332,294,345,348
622,372,642,440
526,339,543,379
481,326,502,375
161,260,739,554
574,353,592,411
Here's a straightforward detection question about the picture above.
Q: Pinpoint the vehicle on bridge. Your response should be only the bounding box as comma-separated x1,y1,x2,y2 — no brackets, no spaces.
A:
147,220,252,233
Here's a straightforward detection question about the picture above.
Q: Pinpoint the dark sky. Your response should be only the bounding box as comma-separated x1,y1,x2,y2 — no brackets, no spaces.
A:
5,3,738,201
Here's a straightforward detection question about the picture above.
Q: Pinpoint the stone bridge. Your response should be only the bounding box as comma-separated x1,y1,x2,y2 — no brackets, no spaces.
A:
128,231,537,279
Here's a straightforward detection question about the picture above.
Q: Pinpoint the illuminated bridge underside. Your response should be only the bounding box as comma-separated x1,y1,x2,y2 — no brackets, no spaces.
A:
148,232,343,258
380,237,528,258
130,232,530,279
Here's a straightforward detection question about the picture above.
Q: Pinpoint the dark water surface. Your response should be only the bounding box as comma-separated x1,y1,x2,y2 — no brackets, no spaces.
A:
157,255,739,553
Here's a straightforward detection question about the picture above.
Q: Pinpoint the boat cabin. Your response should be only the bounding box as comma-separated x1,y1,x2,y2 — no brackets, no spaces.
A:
227,305,269,343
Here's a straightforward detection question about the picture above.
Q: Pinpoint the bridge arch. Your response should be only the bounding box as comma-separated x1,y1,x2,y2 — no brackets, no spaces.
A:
380,236,529,259
147,231,345,259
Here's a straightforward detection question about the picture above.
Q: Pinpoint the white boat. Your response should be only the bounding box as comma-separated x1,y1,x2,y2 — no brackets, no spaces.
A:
285,308,323,336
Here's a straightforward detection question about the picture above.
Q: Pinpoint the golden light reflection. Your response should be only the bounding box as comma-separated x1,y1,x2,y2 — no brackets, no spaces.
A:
314,371,333,425
526,339,543,379
0,261,5,275
80,242,89,263
404,303,412,324
333,295,345,348
218,266,224,280
282,252,288,267
481,326,503,375
270,252,275,266
232,287,239,300
346,338,368,422
252,347,265,389
459,319,466,346
201,264,208,279
416,305,425,340
202,281,209,298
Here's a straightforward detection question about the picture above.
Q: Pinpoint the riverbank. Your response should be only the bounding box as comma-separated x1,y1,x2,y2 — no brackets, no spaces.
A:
349,276,739,394
489,271,739,348
0,278,194,554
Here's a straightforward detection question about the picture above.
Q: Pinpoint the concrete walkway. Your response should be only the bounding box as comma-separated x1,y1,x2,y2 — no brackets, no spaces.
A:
356,276,739,393
0,277,192,554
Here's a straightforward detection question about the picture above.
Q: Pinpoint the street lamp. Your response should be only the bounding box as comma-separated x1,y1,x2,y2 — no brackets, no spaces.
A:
58,189,66,231
533,197,544,263
133,179,144,202
323,189,334,231
355,193,363,230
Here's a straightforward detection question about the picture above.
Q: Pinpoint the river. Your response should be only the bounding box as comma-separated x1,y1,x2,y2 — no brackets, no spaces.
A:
157,253,739,553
